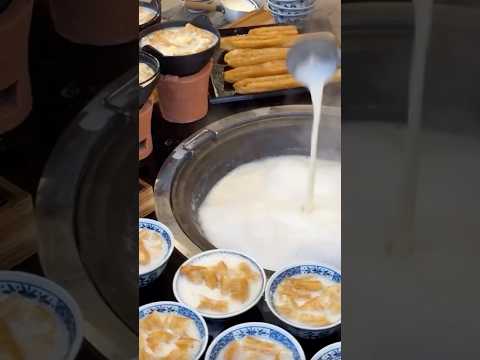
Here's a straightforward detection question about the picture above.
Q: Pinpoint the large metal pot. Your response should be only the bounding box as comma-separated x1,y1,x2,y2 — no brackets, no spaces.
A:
36,69,138,359
154,105,340,268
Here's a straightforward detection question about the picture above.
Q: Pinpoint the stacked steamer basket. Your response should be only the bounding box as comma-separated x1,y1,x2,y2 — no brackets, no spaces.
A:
267,0,316,27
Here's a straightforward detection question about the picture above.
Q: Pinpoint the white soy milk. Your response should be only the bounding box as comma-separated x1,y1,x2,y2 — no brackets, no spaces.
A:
222,0,257,12
0,295,69,360
293,55,337,211
177,253,263,315
273,275,341,325
139,229,168,274
199,156,341,270
139,6,156,26
218,338,294,360
140,313,201,358
199,43,340,271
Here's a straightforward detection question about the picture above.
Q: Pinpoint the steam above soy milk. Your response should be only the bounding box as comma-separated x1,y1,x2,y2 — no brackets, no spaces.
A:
198,156,341,270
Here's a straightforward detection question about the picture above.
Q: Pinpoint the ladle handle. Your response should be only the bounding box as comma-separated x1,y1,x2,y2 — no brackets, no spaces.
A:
184,0,218,12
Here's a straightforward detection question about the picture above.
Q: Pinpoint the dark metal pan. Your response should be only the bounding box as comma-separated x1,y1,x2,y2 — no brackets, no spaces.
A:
139,50,160,108
139,15,220,77
139,0,161,32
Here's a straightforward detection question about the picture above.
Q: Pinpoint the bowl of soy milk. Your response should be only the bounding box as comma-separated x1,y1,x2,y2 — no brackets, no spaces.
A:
139,218,174,287
265,263,341,339
205,322,306,360
0,271,83,360
139,301,209,360
173,249,266,320
312,342,341,360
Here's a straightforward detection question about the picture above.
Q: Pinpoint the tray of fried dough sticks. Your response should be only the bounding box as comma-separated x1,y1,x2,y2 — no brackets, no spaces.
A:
209,24,310,105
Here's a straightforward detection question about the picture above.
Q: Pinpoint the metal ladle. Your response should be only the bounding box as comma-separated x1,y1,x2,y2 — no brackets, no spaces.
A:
286,32,340,80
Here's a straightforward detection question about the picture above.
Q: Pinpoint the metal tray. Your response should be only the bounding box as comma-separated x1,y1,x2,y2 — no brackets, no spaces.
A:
209,25,309,105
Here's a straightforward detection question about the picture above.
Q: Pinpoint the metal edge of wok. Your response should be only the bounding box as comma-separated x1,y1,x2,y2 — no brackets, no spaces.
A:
35,70,138,359
154,104,341,260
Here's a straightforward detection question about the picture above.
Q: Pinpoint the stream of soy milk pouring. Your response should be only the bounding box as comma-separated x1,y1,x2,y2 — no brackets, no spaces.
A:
389,0,434,255
291,52,337,212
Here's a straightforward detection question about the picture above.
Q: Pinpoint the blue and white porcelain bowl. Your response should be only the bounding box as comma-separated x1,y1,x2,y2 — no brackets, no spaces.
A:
311,342,342,360
0,271,83,360
139,218,174,287
267,3,313,26
265,263,341,339
267,2,313,16
139,301,209,360
268,0,316,11
173,249,267,320
205,322,306,360
267,0,309,3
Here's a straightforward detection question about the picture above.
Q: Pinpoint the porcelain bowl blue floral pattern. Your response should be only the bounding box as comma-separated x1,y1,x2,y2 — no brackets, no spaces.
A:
268,0,315,11
139,218,174,287
311,342,341,360
267,3,314,26
205,322,306,360
139,301,209,360
265,263,341,339
0,271,83,360
173,249,267,320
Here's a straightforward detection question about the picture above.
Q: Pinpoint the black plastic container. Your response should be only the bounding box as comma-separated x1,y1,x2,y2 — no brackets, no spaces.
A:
139,50,160,108
139,0,161,32
139,15,220,77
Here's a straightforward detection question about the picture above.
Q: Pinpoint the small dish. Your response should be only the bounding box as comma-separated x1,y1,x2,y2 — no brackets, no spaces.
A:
0,271,83,360
205,322,306,360
139,301,209,360
138,218,174,287
173,249,266,320
311,342,342,360
265,263,341,339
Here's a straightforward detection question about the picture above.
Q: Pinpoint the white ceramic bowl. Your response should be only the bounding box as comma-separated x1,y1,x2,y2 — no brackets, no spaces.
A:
0,271,83,360
311,341,342,360
265,263,341,339
173,249,267,320
222,0,262,23
139,218,175,287
205,322,306,359
139,301,209,360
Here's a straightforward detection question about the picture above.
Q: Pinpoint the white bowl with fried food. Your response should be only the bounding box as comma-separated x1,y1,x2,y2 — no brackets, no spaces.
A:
311,341,341,360
205,322,306,360
0,271,83,360
139,218,175,287
173,249,267,320
139,301,209,360
265,263,341,339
